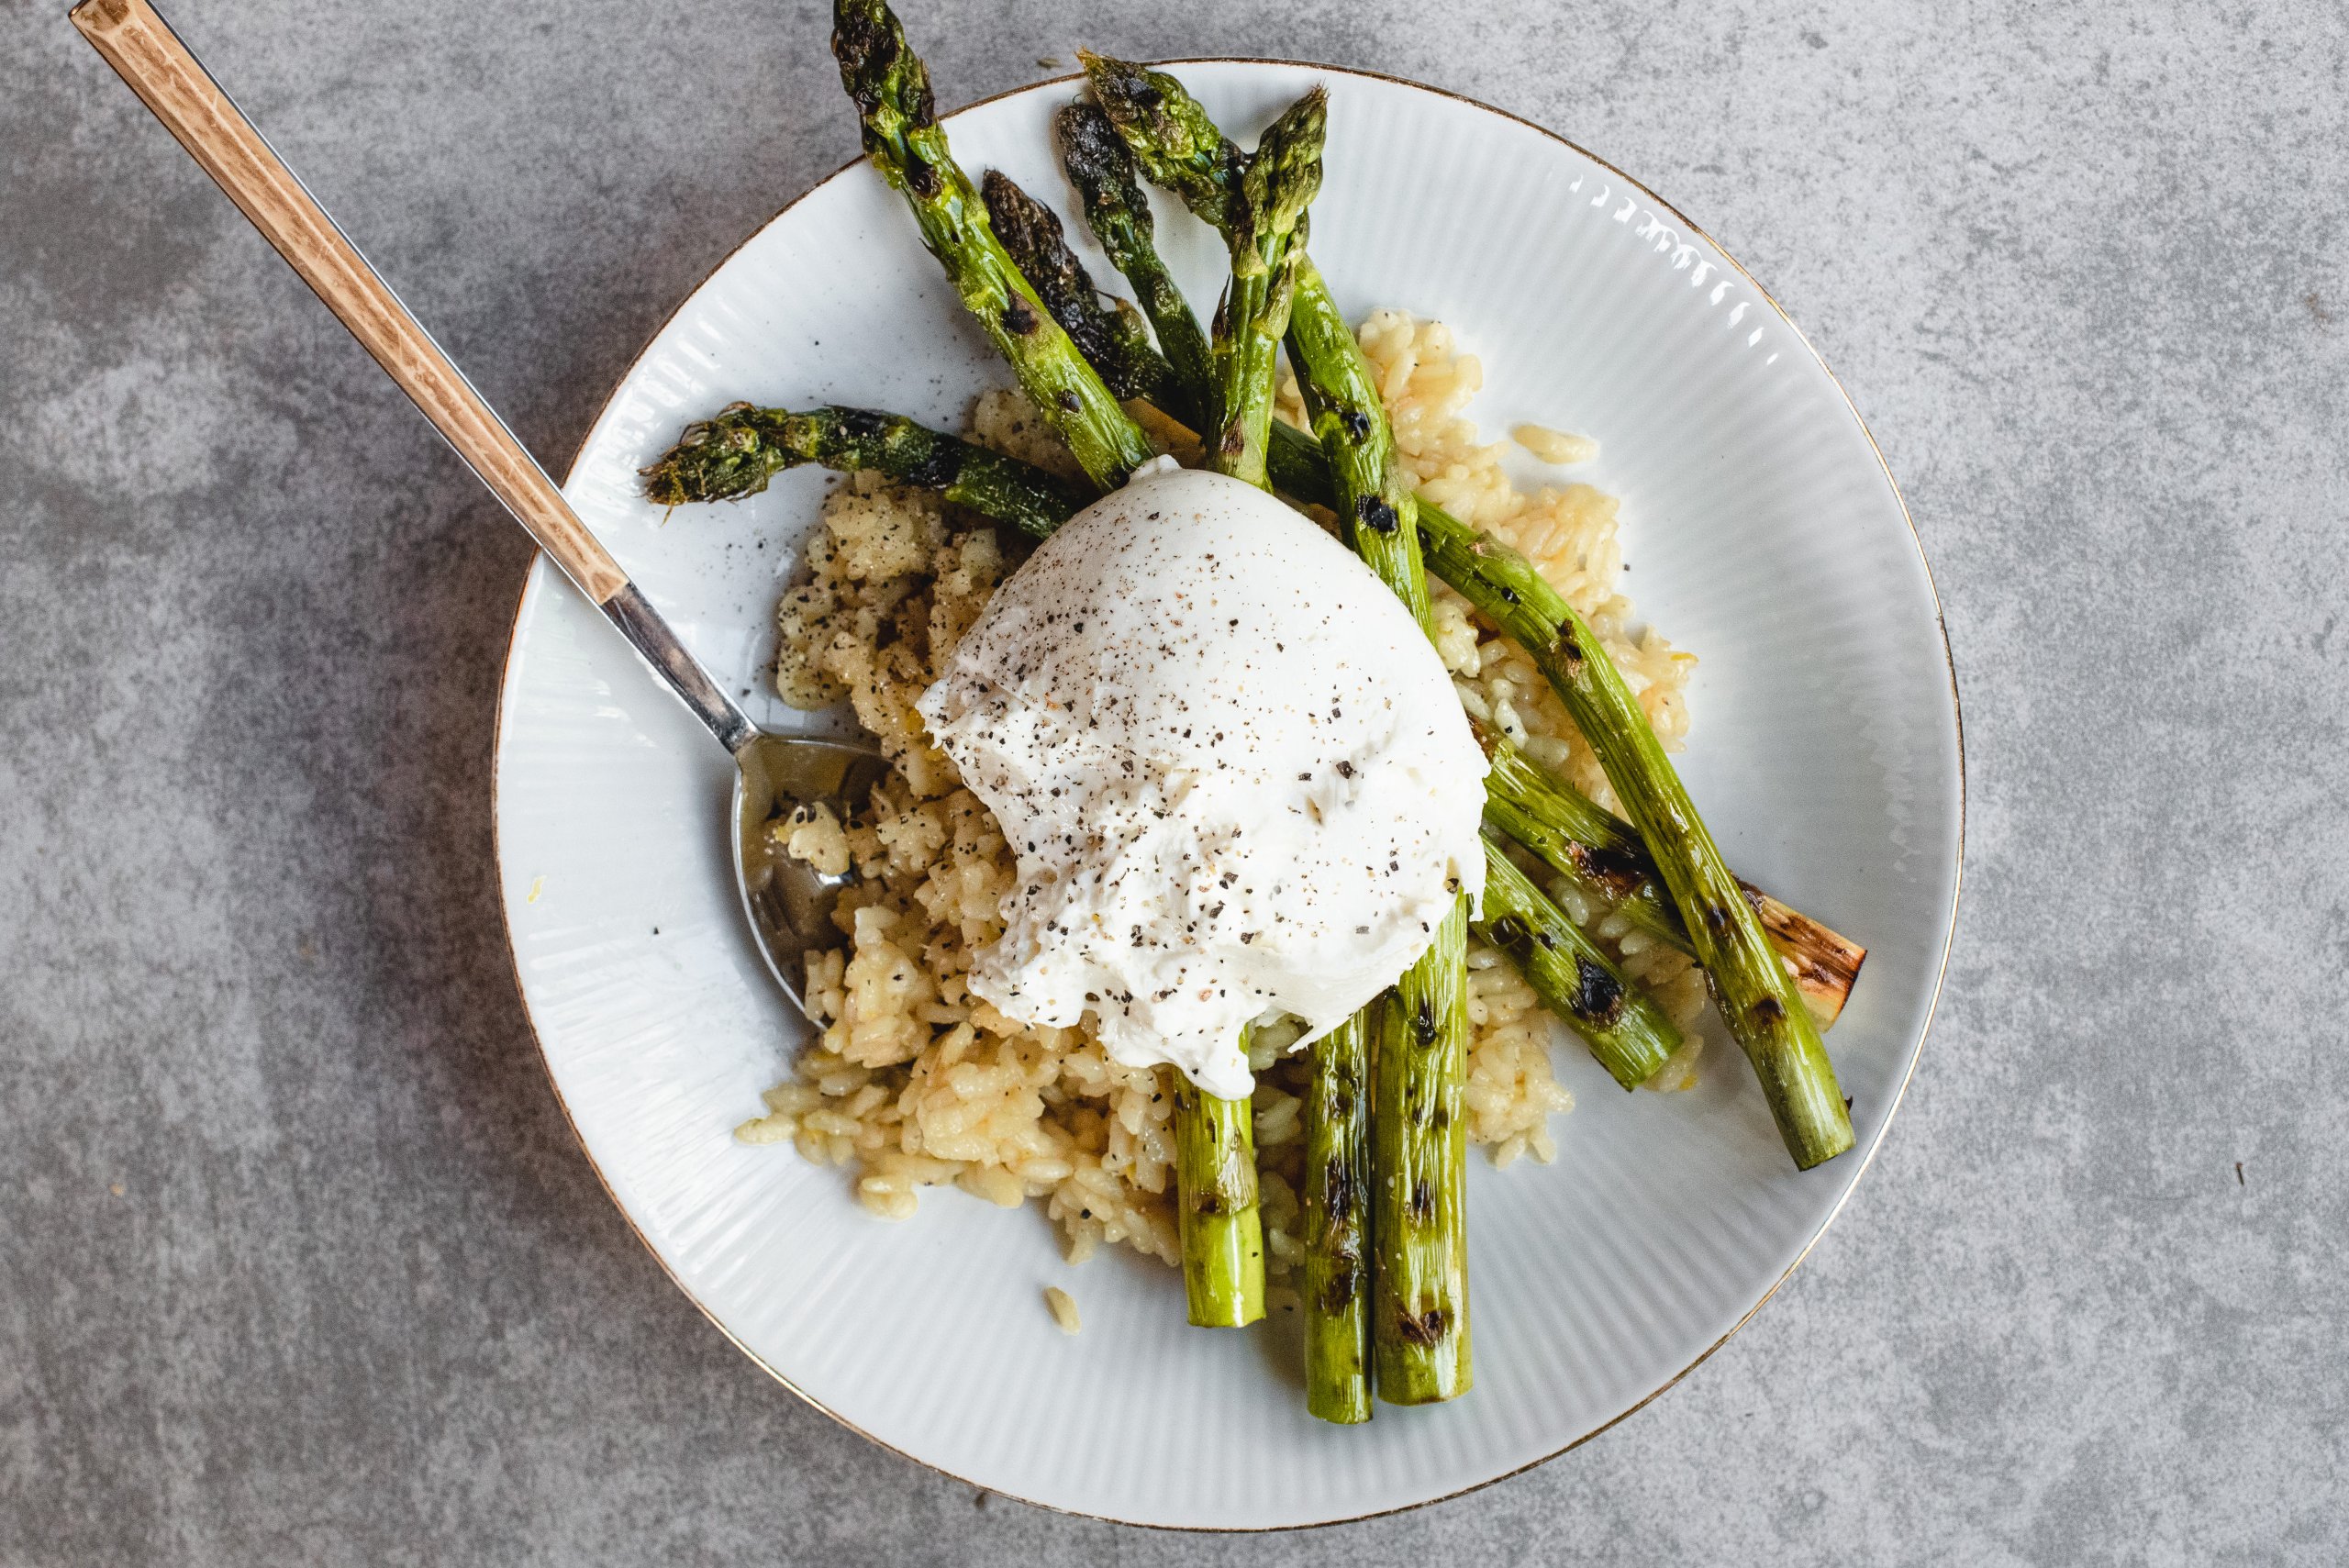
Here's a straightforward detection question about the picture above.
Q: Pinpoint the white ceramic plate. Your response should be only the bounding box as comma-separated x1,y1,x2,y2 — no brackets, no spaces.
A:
495,61,1961,1529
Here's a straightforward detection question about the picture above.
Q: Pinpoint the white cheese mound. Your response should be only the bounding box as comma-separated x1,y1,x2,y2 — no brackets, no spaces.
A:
918,460,1488,1098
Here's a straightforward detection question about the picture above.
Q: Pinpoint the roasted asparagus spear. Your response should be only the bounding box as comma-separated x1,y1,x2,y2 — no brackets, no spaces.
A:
641,402,1081,538
978,169,1174,409
1300,1008,1373,1422
1173,1055,1266,1329
1475,837,1682,1090
1055,101,1216,431
1164,85,1324,1331
1205,87,1323,486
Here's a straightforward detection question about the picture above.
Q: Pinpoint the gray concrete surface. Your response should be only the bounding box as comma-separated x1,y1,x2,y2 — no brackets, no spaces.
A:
5,0,2344,1562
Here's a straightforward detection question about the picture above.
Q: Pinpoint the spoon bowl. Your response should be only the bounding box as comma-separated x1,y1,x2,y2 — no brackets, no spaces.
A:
731,734,893,1011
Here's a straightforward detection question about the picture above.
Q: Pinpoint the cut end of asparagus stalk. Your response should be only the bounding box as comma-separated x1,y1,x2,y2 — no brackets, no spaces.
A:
1174,1068,1265,1329
1370,901,1473,1404
1752,891,1867,1029
1303,1008,1374,1423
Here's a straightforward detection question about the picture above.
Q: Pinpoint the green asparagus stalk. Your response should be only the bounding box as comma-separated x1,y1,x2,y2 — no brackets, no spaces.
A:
1415,508,1855,1167
1369,900,1471,1402
1267,414,1341,506
1173,1058,1264,1328
1284,255,1425,624
1292,279,1475,1397
1478,726,1865,1028
1086,58,1475,1396
640,403,1082,538
829,0,1152,490
1055,101,1216,430
977,169,1171,407
1163,91,1325,1335
1301,1009,1373,1422
1475,835,1681,1089
1206,88,1324,485
1268,223,1372,1408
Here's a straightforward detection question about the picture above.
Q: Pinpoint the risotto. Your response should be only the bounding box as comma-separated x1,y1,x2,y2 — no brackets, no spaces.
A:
732,311,1709,1284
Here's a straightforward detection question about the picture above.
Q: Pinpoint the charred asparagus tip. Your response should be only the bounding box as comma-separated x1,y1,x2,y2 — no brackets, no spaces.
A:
640,403,793,506
641,404,1081,539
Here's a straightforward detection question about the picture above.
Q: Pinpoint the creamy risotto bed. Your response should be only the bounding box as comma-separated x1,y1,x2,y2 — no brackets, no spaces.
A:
732,311,1709,1287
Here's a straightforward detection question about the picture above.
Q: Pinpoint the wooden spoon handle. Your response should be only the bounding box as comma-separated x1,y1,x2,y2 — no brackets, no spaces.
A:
71,0,629,605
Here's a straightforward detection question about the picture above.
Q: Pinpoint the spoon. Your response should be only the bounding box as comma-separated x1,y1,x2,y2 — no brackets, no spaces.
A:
73,0,887,1015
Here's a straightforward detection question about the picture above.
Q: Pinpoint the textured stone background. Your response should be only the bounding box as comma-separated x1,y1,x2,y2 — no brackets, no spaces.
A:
6,0,2344,1562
